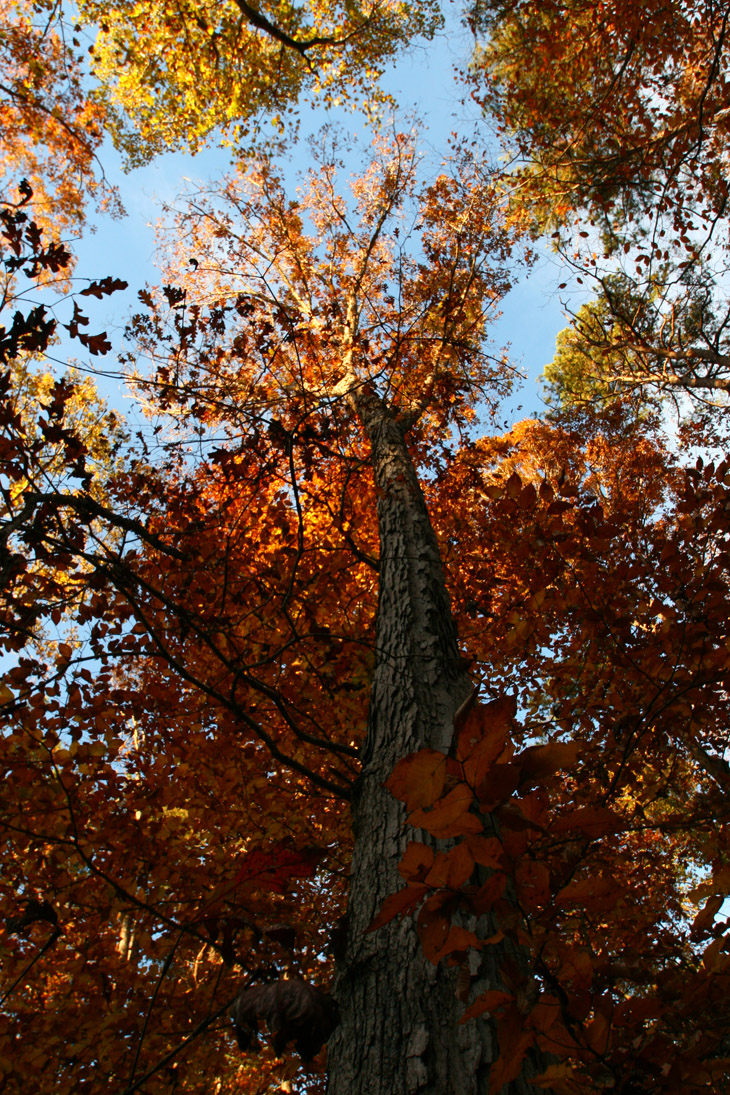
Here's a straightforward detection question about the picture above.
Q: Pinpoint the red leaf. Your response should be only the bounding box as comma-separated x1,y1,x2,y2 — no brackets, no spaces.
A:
231,845,324,892
200,844,323,915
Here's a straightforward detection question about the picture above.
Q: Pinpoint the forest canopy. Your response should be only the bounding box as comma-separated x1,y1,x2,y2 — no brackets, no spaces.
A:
2,2,730,1094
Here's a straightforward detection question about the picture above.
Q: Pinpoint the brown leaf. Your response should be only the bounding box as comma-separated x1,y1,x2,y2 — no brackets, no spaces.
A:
456,696,516,764
424,842,475,890
408,784,483,838
367,884,428,932
79,277,128,298
417,891,454,963
386,748,447,810
460,989,513,1023
552,806,625,839
398,842,434,883
465,834,504,869
516,741,580,788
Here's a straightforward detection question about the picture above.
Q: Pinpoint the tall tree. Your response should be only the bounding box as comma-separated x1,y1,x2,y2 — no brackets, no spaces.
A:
1,135,546,1094
126,134,533,1094
6,2,730,1092
77,0,443,163
408,405,730,1092
0,0,119,236
473,0,730,405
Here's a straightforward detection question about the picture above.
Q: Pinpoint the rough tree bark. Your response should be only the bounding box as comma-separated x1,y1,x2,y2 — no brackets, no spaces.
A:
327,386,536,1095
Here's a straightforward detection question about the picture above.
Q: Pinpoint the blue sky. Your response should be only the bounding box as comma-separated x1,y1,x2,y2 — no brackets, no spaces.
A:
61,8,570,426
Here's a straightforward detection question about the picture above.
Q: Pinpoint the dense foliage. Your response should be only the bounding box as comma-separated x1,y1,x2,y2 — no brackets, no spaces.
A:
2,1,730,1093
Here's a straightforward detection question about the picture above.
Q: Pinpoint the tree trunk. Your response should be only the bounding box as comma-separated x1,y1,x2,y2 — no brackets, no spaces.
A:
327,387,495,1094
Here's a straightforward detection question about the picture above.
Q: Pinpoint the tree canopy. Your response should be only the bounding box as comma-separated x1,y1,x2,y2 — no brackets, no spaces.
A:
475,0,730,405
3,2,730,1094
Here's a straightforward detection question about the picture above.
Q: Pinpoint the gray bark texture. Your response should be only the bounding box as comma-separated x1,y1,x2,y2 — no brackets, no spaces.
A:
327,387,536,1095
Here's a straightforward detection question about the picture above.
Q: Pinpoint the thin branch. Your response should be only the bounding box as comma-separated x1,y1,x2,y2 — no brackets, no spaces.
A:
127,929,185,1089
0,927,61,1007
119,995,238,1095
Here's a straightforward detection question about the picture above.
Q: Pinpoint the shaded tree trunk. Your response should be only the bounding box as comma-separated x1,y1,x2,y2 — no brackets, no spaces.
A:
327,387,495,1094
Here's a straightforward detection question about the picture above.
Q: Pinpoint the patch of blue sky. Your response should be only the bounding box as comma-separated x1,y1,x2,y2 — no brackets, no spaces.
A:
49,5,571,426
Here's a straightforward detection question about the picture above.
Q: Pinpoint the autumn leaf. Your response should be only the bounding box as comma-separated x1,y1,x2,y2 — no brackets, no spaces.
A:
465,834,504,870
416,891,457,964
386,748,447,810
551,806,625,839
516,741,580,789
488,1030,535,1095
423,843,475,890
408,784,483,839
367,885,428,933
200,844,324,914
79,277,128,298
460,989,513,1023
398,842,435,883
456,695,516,764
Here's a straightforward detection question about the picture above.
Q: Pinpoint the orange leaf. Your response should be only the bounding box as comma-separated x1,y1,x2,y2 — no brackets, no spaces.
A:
424,842,475,890
457,695,516,765
386,748,447,810
555,876,618,909
463,733,511,791
409,784,483,838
